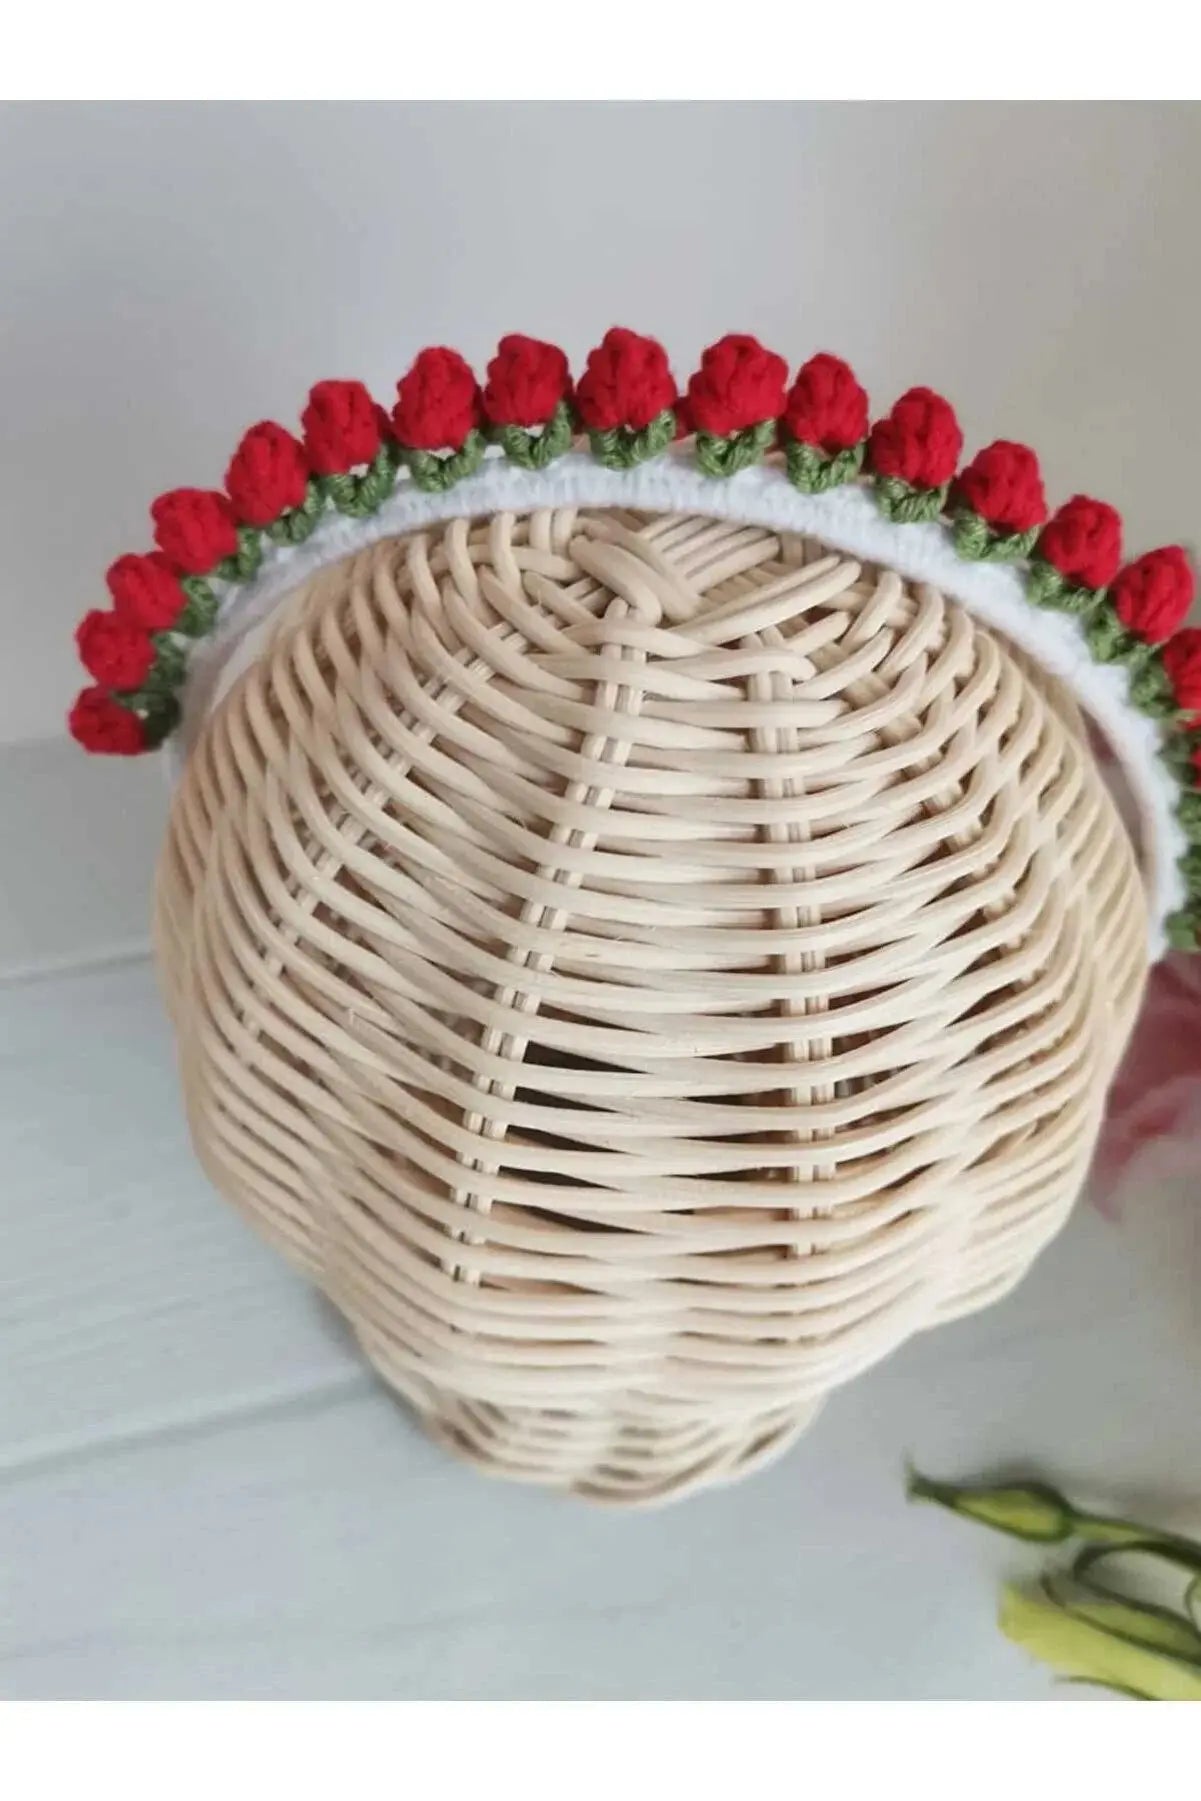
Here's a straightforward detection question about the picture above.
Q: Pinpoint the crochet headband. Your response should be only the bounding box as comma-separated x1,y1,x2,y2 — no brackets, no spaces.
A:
68,329,1201,956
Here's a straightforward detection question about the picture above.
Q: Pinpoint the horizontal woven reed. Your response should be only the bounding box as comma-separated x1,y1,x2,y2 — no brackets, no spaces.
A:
154,507,1148,1504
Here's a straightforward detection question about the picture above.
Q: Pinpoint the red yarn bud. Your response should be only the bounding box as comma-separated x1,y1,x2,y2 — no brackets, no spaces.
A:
151,488,239,574
67,685,148,756
106,552,187,631
1037,495,1123,592
392,348,481,452
225,421,309,527
76,610,156,692
575,328,678,433
1164,628,1201,713
868,387,963,489
952,441,1047,533
782,353,868,454
482,335,572,428
301,380,383,474
1110,546,1195,643
686,334,788,436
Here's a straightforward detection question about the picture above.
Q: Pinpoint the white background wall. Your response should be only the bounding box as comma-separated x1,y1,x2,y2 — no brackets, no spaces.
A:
2,100,1200,748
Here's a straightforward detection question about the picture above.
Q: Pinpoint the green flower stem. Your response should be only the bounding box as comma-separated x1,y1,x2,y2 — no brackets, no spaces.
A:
1124,646,1175,715
215,525,263,584
589,410,677,471
999,1584,1201,1701
177,577,218,637
912,1469,1201,1697
783,439,864,495
906,1469,1191,1550
874,476,949,524
114,688,181,745
320,444,401,518
1025,560,1104,615
495,401,575,470
1045,1578,1201,1666
1167,905,1201,950
694,419,777,479
143,634,188,695
952,511,1040,562
266,479,325,545
405,429,487,494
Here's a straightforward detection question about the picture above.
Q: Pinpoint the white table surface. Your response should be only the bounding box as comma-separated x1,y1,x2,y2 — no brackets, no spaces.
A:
2,739,1198,1700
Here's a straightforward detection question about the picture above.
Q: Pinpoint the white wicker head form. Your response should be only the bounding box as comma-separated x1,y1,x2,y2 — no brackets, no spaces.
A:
168,454,1187,958
69,332,1201,957
155,503,1150,1503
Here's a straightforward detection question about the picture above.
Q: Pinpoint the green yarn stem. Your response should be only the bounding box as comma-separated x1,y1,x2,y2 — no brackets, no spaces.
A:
694,419,777,479
1025,560,1106,616
405,429,487,494
1181,844,1201,886
177,577,218,637
589,410,677,471
1084,618,1178,719
495,401,575,470
322,445,401,517
1166,906,1201,952
142,634,187,696
1162,730,1198,782
874,477,948,524
114,686,180,746
952,511,1041,563
215,526,263,584
784,439,864,494
266,479,325,546
1125,646,1175,717
1176,789,1201,838
140,693,182,749
1084,610,1133,664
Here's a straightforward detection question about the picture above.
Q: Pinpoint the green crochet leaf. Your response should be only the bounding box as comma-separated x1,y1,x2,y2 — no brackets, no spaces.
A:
874,476,948,524
495,401,575,470
589,410,677,470
694,419,777,478
405,429,487,493
783,439,865,494
266,479,325,545
951,511,1041,563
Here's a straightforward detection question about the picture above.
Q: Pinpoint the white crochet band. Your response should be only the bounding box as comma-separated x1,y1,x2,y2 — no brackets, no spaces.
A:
169,450,1186,959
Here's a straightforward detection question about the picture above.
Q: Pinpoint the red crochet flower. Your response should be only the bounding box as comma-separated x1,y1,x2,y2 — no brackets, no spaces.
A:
1037,495,1123,591
76,610,156,692
575,328,678,433
106,552,187,632
225,421,309,527
686,334,788,436
151,488,239,574
782,353,868,453
393,348,481,452
302,379,383,474
868,387,963,489
67,685,147,756
952,441,1047,533
482,335,572,428
1110,546,1195,643
1164,628,1201,713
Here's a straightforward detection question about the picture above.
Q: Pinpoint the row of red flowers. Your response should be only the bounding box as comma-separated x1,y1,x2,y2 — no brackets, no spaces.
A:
69,331,1201,788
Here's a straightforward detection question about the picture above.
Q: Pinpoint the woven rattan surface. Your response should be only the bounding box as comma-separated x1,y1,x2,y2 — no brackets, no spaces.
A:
155,508,1147,1504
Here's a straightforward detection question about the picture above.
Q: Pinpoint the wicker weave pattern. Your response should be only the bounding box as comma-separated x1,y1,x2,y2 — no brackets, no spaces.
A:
155,508,1147,1504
